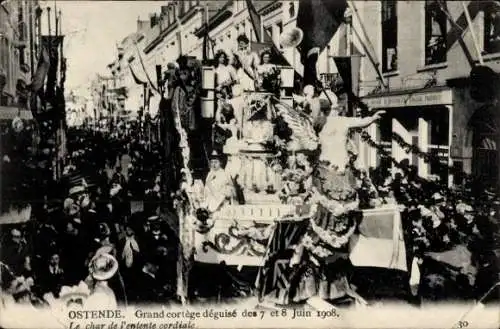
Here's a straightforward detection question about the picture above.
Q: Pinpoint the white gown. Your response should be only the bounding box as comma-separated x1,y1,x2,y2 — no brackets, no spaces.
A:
318,115,353,171
232,49,258,92
204,169,232,212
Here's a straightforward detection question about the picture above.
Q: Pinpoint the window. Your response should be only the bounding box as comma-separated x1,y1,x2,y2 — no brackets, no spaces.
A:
168,6,175,25
425,0,447,65
289,2,296,18
381,1,397,72
484,3,500,54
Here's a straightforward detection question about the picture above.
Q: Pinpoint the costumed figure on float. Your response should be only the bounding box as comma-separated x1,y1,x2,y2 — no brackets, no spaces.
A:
284,103,385,306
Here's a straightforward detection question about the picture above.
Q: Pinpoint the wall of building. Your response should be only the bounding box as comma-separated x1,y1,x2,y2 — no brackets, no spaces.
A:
358,1,500,93
0,1,39,107
354,0,500,182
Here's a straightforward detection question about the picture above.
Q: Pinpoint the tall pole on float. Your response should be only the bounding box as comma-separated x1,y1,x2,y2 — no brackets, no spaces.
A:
47,6,51,37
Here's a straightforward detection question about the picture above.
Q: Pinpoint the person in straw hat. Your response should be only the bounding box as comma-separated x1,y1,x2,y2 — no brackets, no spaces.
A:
85,253,119,308
203,150,233,212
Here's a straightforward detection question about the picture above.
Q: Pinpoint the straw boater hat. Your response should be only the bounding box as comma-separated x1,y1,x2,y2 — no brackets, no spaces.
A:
210,150,222,160
12,117,24,133
432,192,444,202
88,253,118,281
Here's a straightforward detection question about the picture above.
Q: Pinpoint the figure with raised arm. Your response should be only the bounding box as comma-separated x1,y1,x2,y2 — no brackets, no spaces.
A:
290,102,385,306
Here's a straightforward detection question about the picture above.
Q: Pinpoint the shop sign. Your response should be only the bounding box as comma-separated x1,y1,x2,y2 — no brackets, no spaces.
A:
363,89,453,108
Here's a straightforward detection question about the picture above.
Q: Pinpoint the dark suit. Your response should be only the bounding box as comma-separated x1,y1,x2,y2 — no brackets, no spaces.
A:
38,266,65,297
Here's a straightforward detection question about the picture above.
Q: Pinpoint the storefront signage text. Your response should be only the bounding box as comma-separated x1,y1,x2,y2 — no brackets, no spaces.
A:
363,90,452,108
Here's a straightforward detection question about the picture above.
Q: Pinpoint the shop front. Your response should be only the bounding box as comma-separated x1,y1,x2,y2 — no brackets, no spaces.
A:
360,87,453,182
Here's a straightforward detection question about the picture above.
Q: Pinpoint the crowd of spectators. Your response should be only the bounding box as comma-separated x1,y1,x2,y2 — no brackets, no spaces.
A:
1,124,178,307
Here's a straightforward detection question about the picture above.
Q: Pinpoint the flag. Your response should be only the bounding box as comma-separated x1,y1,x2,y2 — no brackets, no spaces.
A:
43,36,64,100
297,0,348,86
333,56,361,97
245,0,291,67
30,46,50,93
245,0,273,44
349,207,407,272
256,218,309,304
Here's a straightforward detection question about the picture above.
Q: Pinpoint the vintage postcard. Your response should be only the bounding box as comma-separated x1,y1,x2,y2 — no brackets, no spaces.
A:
0,0,498,328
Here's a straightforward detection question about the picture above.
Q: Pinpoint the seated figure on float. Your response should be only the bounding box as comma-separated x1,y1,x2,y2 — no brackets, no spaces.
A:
202,151,234,213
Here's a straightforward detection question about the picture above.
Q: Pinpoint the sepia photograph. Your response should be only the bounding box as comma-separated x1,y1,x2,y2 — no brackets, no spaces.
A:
0,0,499,328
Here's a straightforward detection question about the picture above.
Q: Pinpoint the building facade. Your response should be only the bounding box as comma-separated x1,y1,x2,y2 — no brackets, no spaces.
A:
0,0,41,120
101,1,499,185
353,0,499,186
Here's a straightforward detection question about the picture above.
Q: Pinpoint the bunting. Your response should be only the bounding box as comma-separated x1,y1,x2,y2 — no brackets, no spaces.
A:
44,36,64,101
129,65,147,86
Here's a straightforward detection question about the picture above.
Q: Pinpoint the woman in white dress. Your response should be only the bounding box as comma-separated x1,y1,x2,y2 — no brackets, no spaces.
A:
232,34,259,92
214,50,237,100
256,49,279,93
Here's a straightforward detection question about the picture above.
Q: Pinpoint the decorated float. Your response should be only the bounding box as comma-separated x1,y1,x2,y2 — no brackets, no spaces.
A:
171,54,407,306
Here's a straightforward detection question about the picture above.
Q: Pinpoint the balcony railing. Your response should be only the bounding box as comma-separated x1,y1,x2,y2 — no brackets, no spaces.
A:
319,73,341,90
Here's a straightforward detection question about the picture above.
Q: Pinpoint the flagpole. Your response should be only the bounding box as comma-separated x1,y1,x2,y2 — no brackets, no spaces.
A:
175,2,183,56
346,1,377,62
54,1,58,37
461,1,484,65
346,1,387,88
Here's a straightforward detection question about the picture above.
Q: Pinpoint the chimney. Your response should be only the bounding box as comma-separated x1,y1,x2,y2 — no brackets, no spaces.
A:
150,13,158,28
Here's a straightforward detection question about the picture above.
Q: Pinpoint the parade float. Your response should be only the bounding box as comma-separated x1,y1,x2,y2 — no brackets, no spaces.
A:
170,55,408,306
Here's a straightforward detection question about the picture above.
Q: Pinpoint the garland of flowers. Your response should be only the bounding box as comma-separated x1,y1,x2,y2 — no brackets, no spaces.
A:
310,213,357,249
357,129,451,172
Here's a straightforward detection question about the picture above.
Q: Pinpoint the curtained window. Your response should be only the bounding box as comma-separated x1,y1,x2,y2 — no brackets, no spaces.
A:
289,2,295,18
381,1,398,72
484,2,500,54
424,0,447,65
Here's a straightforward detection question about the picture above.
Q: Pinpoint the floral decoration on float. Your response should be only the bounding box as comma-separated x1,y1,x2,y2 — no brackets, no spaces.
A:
192,208,215,234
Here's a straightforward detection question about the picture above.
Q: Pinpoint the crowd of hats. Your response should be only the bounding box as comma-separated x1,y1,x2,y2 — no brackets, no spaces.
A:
1,118,53,213
0,123,178,306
